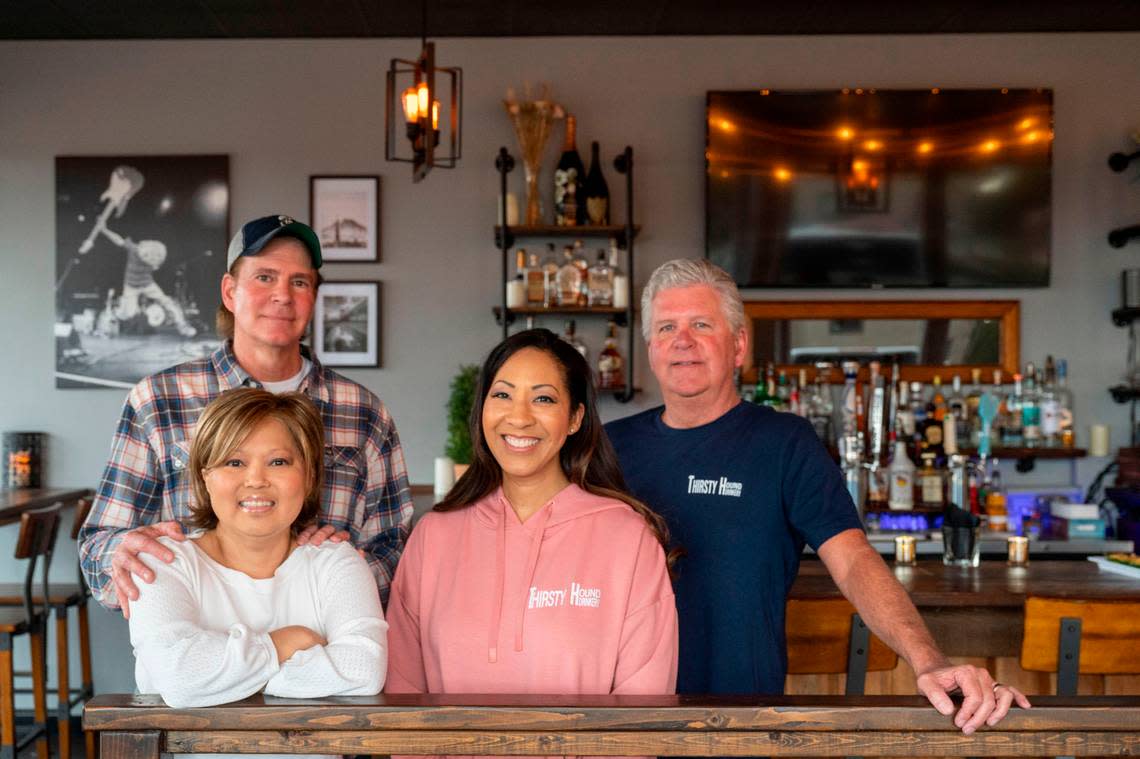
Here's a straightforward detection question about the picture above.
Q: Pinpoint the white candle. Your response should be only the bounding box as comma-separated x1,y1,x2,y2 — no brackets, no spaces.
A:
434,456,455,496
1089,424,1110,457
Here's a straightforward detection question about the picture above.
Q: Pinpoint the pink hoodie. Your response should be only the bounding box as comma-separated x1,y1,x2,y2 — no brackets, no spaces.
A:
386,483,677,698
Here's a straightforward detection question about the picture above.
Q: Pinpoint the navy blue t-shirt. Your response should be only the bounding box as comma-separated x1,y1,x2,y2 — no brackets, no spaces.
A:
605,401,863,695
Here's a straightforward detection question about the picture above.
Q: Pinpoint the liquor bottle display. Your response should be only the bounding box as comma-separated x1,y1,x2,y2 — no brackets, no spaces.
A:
584,141,610,225
494,141,639,399
553,115,585,226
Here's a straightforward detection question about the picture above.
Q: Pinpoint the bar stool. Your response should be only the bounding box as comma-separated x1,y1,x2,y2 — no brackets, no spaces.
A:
0,497,94,759
786,597,898,694
1021,596,1140,695
0,505,60,759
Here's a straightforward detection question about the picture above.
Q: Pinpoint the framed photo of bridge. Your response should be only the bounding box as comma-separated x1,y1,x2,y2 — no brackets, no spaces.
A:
313,280,382,368
309,175,380,262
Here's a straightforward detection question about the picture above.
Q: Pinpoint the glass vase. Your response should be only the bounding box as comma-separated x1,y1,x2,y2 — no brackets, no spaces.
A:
523,164,543,225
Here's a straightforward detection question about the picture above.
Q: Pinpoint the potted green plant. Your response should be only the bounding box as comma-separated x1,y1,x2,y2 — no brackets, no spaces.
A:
445,364,480,479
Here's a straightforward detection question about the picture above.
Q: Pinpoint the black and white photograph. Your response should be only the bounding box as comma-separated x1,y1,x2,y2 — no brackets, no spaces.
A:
55,155,229,389
309,175,380,262
313,280,382,368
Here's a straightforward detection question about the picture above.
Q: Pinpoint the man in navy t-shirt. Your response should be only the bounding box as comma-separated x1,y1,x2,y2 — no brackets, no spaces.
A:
605,259,1029,733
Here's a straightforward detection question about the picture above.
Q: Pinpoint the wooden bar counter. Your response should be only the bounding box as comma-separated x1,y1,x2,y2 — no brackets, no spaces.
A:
788,560,1140,696
84,693,1140,757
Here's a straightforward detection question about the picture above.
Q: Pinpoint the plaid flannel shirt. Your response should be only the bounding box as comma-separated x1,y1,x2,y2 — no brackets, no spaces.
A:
79,341,412,607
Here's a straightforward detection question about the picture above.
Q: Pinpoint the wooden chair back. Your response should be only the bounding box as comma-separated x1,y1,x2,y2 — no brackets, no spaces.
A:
70,496,92,541
1022,596,1140,680
14,504,61,625
786,597,897,693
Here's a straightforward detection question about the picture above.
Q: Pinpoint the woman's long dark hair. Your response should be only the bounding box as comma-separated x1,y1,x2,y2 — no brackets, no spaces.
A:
436,329,677,569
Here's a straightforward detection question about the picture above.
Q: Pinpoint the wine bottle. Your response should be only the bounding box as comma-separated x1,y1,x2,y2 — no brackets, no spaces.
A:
584,141,610,225
553,116,586,227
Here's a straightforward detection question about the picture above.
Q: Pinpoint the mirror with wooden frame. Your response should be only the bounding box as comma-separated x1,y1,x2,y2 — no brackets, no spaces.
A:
742,300,1019,383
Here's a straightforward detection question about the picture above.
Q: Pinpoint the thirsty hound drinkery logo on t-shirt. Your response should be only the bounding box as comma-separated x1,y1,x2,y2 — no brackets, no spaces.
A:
528,582,602,609
687,474,743,498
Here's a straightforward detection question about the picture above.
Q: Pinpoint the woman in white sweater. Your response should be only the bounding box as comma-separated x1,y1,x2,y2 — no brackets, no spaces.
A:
128,388,387,713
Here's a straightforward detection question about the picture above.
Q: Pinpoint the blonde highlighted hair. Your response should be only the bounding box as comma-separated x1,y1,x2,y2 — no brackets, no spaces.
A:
189,388,324,533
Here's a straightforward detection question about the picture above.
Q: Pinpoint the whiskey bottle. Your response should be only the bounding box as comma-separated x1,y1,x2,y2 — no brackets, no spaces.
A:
597,321,625,390
555,246,582,306
587,249,614,306
540,243,559,307
525,251,545,306
561,319,588,360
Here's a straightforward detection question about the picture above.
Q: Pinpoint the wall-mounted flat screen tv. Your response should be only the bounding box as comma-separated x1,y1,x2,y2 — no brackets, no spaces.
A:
706,88,1052,288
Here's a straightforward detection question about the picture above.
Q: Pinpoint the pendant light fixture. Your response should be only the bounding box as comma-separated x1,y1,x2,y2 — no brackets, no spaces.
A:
385,3,462,182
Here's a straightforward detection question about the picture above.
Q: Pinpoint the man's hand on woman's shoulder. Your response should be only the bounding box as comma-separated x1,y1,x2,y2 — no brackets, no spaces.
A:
111,520,187,619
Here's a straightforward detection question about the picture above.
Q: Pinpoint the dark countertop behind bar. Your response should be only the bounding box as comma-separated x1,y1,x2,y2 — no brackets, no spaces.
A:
792,560,1140,606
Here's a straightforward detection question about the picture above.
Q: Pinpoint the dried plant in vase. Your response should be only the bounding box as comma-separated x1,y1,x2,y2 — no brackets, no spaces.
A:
503,84,564,225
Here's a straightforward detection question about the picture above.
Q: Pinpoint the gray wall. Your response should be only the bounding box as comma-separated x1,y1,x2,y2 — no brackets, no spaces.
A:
2,33,1138,697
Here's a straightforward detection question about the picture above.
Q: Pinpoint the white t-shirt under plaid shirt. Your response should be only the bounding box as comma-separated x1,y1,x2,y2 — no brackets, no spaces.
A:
79,340,413,607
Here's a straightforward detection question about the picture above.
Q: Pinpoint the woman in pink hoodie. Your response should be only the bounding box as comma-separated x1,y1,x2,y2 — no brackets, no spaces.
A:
386,328,677,702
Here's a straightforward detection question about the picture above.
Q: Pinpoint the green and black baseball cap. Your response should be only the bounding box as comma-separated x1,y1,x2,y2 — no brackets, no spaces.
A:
226,214,322,270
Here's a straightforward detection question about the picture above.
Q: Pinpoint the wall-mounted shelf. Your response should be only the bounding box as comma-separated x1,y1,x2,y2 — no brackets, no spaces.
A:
494,145,638,402
494,225,640,250
494,306,630,327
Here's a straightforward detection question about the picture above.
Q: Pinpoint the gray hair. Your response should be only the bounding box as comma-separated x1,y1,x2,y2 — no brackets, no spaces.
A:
640,259,745,340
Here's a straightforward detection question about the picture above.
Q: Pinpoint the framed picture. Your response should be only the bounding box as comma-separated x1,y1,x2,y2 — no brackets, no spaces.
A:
55,154,229,389
313,281,382,368
309,175,380,262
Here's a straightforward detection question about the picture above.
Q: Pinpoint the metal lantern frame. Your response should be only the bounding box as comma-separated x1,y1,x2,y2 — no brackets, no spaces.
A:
385,41,463,182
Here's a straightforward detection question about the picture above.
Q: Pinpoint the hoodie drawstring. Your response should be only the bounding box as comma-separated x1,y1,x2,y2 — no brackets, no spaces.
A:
487,507,507,663
515,506,551,653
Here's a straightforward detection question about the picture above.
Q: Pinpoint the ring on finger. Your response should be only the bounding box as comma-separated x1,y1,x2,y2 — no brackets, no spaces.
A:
992,682,1003,693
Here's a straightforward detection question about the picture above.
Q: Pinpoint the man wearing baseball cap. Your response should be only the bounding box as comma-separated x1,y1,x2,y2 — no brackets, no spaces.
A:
80,215,413,614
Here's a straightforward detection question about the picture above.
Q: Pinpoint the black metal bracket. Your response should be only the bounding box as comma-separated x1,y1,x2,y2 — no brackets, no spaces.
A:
845,613,870,696
1056,616,1082,696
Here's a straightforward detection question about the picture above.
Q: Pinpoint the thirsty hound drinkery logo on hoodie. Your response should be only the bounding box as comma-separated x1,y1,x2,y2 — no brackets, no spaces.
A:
687,474,743,497
528,582,602,609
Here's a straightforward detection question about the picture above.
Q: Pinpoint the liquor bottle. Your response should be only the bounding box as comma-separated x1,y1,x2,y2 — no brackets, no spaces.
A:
909,381,926,449
919,400,944,459
983,460,1008,532
540,244,560,307
918,453,944,506
791,369,808,417
555,246,582,306
506,250,526,308
1002,373,1024,447
561,320,588,360
572,240,590,306
896,380,915,441
597,320,625,390
866,361,887,466
1057,358,1075,448
990,369,1005,448
808,364,834,442
948,374,969,445
965,369,983,446
525,251,546,306
1021,362,1042,447
586,249,614,306
1040,356,1061,447
888,440,916,510
931,375,947,421
609,240,629,309
776,370,792,411
553,115,585,226
584,141,610,225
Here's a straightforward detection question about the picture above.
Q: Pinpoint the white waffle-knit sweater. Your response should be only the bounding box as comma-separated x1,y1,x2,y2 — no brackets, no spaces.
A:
129,536,387,758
